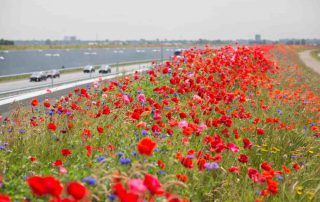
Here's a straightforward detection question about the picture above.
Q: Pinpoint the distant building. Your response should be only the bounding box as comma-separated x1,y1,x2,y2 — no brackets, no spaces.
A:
255,34,261,42
63,36,77,41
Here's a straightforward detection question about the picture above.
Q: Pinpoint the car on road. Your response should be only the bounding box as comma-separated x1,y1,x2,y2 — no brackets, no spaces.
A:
98,65,111,74
30,72,47,82
47,70,60,78
83,65,95,73
174,49,183,56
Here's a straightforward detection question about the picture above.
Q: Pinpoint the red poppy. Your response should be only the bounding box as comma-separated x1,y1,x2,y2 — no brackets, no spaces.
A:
47,123,57,131
157,160,165,169
67,182,87,200
52,160,63,167
243,138,252,149
282,166,291,173
182,127,193,136
0,194,11,202
137,137,156,156
61,149,72,157
97,127,104,134
143,174,165,195
181,157,193,169
267,179,278,194
228,166,240,173
247,168,261,183
31,99,39,107
82,129,92,139
102,105,110,115
238,154,249,163
176,174,188,182
43,102,51,108
29,156,37,162
260,162,272,171
113,183,139,202
27,176,63,197
256,128,265,135
293,163,300,171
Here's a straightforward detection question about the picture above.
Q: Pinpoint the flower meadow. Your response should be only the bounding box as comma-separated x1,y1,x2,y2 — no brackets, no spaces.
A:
0,45,319,202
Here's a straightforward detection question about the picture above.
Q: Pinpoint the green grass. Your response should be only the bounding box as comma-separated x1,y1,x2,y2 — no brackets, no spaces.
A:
310,49,320,62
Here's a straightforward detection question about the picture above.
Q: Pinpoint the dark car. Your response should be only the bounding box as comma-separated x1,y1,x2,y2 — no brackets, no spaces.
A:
30,72,47,82
98,65,111,74
47,70,60,78
174,49,183,56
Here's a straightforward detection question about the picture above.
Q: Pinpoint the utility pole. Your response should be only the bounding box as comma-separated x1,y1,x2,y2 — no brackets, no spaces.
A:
160,40,163,64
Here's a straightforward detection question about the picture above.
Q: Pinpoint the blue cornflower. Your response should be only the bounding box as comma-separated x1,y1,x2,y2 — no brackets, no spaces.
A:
81,177,96,185
276,175,284,180
119,158,131,165
19,129,26,134
159,170,166,175
108,194,117,200
142,130,148,136
116,152,124,157
97,156,106,162
48,110,55,116
205,162,219,170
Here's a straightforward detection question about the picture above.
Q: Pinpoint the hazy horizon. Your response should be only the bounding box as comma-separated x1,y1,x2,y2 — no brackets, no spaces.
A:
1,0,319,41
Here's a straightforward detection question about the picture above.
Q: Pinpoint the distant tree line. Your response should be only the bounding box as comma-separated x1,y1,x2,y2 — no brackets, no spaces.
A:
0,39,14,45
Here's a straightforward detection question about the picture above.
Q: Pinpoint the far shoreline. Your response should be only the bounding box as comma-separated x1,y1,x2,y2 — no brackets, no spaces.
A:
0,43,197,51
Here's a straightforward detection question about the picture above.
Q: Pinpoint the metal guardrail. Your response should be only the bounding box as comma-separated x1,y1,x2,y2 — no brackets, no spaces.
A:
0,58,160,78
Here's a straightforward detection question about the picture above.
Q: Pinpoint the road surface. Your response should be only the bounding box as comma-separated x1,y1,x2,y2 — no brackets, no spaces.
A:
0,63,149,95
0,64,150,115
299,50,320,75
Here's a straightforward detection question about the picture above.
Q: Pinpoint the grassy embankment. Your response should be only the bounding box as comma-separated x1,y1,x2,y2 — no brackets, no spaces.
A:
0,45,319,201
310,49,320,62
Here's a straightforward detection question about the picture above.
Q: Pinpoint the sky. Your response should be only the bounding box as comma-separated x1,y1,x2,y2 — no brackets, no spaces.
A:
0,0,319,41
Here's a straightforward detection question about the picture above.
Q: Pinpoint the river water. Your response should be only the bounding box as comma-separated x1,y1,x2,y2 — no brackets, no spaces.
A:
0,47,176,76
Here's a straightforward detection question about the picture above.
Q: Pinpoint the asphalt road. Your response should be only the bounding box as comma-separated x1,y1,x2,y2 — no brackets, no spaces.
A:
299,50,320,75
0,63,149,95
0,64,150,116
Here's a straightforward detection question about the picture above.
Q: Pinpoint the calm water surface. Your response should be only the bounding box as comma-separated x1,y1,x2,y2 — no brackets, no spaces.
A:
0,47,177,76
